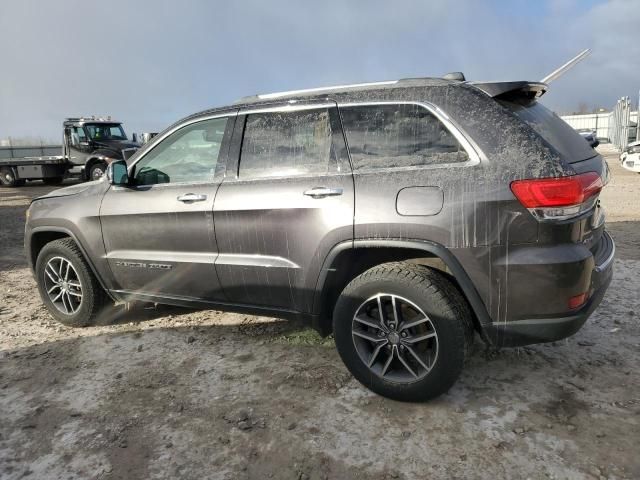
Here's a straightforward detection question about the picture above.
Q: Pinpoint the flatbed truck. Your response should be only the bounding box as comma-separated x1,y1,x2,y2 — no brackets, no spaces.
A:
0,116,139,187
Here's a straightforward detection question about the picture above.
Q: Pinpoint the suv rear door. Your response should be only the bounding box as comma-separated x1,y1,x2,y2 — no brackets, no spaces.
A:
99,112,236,302
213,102,354,312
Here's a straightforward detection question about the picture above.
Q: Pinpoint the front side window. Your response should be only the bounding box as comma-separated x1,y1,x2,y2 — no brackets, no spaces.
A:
85,123,127,140
340,104,469,171
239,108,337,179
133,117,228,186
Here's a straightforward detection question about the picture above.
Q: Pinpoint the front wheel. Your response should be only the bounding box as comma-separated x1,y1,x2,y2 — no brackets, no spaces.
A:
35,238,111,327
333,262,473,402
89,162,107,181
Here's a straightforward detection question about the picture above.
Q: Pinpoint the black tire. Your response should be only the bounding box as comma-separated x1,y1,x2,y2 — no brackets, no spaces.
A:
43,176,64,186
35,238,110,327
333,262,473,402
89,162,107,181
0,167,24,187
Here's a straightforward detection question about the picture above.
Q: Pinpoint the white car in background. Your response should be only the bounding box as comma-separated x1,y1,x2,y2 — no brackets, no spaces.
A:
620,141,640,173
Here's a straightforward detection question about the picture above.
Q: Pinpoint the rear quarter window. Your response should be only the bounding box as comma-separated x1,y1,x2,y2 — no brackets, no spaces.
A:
339,104,469,171
499,101,597,163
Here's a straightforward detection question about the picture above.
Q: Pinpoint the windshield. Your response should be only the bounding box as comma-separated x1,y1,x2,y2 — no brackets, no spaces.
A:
84,123,127,141
499,101,597,163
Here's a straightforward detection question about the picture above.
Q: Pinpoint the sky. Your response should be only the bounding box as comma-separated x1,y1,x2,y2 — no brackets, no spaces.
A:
1,0,638,142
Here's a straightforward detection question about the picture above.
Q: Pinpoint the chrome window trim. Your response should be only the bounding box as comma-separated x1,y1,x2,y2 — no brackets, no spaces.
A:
110,179,220,192
336,101,485,169
127,110,238,174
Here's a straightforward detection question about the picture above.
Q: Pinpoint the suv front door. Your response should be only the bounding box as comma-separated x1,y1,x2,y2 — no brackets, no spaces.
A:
213,102,354,313
99,112,236,302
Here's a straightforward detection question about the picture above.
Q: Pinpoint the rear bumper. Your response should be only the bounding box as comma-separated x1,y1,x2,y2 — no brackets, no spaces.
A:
484,231,615,347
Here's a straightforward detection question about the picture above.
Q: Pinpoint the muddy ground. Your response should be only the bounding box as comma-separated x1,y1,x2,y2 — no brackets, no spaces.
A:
1,145,638,480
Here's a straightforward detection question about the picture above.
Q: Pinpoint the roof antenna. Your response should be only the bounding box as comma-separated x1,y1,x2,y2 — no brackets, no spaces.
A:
541,48,591,84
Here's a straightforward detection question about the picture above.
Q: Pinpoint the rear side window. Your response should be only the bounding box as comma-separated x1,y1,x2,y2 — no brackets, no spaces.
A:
340,104,468,171
500,101,596,163
239,108,338,179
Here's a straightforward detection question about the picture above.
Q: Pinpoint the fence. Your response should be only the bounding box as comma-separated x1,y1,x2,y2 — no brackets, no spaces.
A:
560,112,613,140
561,106,638,150
609,97,638,151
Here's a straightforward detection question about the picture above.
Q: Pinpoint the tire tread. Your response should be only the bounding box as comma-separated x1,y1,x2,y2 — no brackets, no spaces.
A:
333,261,474,401
36,238,110,327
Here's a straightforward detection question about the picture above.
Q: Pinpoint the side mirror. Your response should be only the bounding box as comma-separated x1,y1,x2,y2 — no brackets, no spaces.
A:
70,133,80,147
107,160,129,186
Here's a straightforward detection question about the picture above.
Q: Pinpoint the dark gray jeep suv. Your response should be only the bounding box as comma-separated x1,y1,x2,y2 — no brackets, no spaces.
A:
25,76,614,401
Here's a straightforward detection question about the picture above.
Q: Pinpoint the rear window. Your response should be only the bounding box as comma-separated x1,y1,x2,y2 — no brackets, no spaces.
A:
500,101,596,163
340,104,468,171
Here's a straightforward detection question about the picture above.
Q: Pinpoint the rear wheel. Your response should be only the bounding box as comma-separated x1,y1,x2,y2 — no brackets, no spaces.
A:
0,167,25,187
333,262,473,402
35,238,111,327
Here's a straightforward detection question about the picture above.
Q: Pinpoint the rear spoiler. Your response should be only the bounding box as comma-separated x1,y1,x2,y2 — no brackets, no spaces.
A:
468,81,548,103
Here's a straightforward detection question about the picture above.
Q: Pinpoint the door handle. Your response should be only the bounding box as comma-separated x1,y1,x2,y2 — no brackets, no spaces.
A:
177,193,207,203
303,187,343,199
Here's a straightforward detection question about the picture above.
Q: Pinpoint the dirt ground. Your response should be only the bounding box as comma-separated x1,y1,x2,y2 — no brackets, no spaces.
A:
1,145,638,480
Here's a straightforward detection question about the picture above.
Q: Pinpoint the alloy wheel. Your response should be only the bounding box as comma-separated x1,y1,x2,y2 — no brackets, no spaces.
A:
43,256,83,315
352,293,439,383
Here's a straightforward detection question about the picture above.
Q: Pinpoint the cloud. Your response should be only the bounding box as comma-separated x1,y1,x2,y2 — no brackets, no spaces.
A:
0,0,637,140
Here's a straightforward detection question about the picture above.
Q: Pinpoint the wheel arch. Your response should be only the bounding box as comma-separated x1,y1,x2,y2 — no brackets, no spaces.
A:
312,239,492,339
28,227,115,300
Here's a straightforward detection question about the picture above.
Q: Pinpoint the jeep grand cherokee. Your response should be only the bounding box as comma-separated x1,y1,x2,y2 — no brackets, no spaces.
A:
25,75,614,401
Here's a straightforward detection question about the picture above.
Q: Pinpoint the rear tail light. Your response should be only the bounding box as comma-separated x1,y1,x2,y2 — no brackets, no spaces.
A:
510,172,603,221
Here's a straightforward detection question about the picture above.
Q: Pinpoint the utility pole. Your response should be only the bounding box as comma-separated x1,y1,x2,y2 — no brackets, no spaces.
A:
637,89,640,143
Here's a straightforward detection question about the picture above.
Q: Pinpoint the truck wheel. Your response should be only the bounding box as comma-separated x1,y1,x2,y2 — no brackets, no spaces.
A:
0,167,24,187
333,262,473,402
35,238,110,327
89,162,107,181
43,176,64,186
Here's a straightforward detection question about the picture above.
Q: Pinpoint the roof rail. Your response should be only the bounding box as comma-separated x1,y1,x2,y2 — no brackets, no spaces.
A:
236,80,399,103
65,115,117,123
